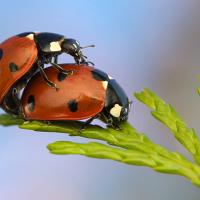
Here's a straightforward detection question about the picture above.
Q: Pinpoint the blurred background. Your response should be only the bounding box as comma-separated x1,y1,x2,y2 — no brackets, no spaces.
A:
1,0,200,199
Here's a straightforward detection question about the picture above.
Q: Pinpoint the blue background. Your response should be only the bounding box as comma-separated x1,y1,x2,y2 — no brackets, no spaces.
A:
1,0,200,199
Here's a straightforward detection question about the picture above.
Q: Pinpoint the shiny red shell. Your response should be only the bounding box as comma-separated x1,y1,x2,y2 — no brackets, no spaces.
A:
0,34,37,103
22,64,106,120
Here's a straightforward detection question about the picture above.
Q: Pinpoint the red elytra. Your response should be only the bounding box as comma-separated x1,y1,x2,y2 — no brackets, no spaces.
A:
21,64,106,120
0,32,90,115
0,35,37,103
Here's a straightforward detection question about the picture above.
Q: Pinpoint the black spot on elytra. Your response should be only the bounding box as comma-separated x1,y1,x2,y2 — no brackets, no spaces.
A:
57,72,67,81
27,95,35,112
67,99,78,112
91,69,108,81
0,49,3,60
9,62,19,72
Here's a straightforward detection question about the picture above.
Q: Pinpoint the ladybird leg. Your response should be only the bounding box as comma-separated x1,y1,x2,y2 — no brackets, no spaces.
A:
12,87,25,117
6,77,30,116
106,117,121,130
38,66,59,90
78,54,95,66
54,56,58,64
99,112,121,130
42,120,51,125
50,62,74,75
78,115,100,133
2,87,22,116
1,93,18,115
85,61,95,66
108,121,121,130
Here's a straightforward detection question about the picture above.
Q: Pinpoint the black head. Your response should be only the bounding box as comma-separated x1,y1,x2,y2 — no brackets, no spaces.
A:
107,99,130,124
91,68,130,129
104,78,130,125
118,102,130,121
100,100,130,129
61,38,87,64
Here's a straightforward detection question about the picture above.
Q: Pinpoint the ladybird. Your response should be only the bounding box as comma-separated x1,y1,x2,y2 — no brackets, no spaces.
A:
21,64,130,129
0,32,93,115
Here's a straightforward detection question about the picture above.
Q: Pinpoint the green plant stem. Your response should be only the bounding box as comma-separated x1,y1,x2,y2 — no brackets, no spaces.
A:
0,114,24,126
135,88,200,165
0,114,200,186
48,141,200,186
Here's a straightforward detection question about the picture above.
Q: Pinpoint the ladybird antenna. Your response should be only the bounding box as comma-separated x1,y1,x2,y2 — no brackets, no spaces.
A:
80,45,95,49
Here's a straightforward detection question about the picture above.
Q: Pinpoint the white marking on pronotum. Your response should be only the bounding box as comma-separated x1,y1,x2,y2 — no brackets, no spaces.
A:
108,75,114,80
50,41,62,51
102,81,108,90
73,44,77,48
26,34,34,40
110,104,122,118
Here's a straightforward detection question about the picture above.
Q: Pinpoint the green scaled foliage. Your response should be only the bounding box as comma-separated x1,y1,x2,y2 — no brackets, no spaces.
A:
1,112,200,187
135,88,200,165
0,114,24,126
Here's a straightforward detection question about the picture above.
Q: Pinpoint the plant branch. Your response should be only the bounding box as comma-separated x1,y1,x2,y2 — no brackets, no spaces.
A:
135,88,200,165
1,114,200,186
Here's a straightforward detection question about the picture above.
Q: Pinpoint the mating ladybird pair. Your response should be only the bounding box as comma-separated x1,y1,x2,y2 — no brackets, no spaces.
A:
0,32,130,129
